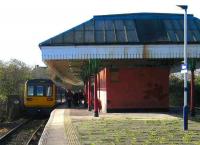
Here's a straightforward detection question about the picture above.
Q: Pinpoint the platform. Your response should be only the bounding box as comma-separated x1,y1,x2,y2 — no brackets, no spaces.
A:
38,105,93,145
38,105,179,145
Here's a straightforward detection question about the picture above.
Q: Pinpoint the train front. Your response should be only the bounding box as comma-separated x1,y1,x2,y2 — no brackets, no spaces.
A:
24,79,56,114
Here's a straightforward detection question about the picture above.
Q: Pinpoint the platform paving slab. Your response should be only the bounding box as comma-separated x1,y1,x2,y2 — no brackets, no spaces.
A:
38,109,68,145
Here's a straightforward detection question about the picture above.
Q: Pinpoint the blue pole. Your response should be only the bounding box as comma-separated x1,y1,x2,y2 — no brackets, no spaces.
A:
183,101,188,130
183,6,188,131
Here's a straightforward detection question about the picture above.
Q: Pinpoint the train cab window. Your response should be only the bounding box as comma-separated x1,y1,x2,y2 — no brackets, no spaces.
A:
36,86,44,96
46,86,52,97
28,85,34,96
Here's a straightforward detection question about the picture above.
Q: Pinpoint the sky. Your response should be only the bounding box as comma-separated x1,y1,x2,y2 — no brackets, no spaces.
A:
0,0,199,67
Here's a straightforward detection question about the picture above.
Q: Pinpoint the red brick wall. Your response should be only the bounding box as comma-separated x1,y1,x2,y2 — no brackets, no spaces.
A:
106,67,170,110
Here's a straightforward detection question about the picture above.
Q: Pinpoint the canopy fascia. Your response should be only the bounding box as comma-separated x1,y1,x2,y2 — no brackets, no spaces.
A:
40,44,200,60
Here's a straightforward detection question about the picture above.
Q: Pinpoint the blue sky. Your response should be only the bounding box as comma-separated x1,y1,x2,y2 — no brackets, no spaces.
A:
0,0,198,66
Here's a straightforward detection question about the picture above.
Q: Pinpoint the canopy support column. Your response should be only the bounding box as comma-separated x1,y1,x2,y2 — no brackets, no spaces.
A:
84,81,88,108
98,73,101,110
190,68,195,116
88,78,92,111
94,74,99,117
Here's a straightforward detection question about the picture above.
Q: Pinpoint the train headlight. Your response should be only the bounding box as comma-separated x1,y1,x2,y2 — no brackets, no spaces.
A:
47,98,53,101
27,98,32,101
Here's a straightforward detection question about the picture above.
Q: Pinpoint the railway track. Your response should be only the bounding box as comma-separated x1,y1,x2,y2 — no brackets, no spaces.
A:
0,118,47,145
26,120,46,145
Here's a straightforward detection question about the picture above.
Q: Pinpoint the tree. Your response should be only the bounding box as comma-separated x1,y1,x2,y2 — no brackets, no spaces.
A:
0,59,32,98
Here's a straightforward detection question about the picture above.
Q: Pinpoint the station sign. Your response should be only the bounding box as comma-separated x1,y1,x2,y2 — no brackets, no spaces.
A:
181,64,188,74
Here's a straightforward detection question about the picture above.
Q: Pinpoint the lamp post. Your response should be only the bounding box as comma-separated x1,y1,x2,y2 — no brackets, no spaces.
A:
177,5,188,131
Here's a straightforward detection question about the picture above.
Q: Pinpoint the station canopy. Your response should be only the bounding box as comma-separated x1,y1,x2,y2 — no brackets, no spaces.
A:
39,13,200,86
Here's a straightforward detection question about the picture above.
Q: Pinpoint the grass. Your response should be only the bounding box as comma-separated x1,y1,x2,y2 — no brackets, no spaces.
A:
72,116,200,145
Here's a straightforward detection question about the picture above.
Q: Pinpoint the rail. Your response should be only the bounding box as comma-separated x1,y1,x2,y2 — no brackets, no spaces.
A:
26,120,47,145
0,119,30,143
0,118,47,145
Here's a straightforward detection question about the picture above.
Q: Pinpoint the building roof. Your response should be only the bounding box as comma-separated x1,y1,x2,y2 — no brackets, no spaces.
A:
40,13,200,46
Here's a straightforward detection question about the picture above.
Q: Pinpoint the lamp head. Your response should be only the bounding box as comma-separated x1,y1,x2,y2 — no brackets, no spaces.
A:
177,5,188,10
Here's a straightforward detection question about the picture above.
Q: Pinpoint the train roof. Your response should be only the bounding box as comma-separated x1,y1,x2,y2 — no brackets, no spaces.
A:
26,79,53,84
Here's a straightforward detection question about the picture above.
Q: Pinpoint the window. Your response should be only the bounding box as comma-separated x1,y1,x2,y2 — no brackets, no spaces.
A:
28,85,34,96
36,86,44,96
46,86,52,97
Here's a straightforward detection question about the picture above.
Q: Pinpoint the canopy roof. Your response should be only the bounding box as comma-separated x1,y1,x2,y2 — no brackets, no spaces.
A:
40,13,200,46
39,13,200,86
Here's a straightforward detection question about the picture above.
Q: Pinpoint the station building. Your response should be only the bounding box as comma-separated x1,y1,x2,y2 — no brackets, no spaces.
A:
39,13,200,114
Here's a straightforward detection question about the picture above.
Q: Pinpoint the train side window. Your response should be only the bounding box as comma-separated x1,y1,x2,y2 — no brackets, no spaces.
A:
28,85,34,96
46,86,52,97
36,86,44,96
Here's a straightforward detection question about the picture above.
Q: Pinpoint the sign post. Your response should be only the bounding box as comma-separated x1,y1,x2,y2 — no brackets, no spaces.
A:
177,5,188,131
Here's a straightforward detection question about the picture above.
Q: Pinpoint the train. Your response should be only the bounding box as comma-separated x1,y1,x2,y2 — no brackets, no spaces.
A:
23,79,65,114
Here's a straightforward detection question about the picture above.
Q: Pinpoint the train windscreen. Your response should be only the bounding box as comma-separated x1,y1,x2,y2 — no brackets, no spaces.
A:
27,84,52,97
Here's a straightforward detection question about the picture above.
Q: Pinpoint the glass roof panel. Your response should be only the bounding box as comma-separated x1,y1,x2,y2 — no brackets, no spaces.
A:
85,30,95,43
84,20,94,30
172,20,182,30
163,20,173,30
104,20,114,30
193,30,200,41
126,30,139,42
188,20,198,30
63,30,74,43
114,20,124,30
116,30,126,42
176,30,184,42
75,31,84,43
95,20,105,30
124,20,136,30
166,31,177,42
135,20,168,42
95,31,105,43
105,30,116,43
